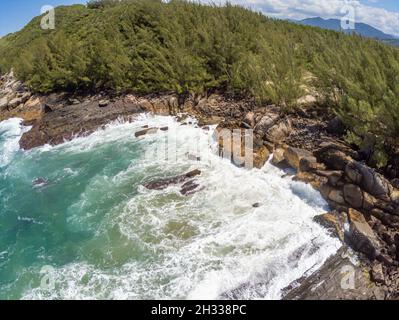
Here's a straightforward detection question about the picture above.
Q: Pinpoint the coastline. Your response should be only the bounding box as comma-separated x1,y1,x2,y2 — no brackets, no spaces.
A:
1,72,399,299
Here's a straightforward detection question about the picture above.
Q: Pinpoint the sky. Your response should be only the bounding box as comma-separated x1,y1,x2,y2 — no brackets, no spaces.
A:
1,0,399,37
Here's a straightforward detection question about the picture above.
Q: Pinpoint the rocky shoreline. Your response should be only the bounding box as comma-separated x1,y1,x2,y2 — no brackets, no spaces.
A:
2,71,399,300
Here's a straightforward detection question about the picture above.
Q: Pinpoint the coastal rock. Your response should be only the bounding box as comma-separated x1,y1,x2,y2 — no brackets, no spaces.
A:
144,169,201,191
8,97,23,109
314,211,347,241
315,170,343,187
343,184,364,209
371,263,385,284
370,208,399,228
314,143,353,171
283,147,313,171
346,208,381,259
295,172,327,190
180,180,200,196
326,117,346,136
254,114,280,134
345,162,392,201
135,127,158,137
98,99,110,107
271,147,287,166
265,119,292,143
253,146,270,169
243,111,255,128
0,97,8,110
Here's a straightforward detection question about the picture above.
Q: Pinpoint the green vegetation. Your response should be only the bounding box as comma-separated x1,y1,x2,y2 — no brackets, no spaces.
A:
0,0,399,166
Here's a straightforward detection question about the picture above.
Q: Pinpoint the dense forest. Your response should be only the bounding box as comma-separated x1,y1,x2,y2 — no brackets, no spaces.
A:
0,0,399,167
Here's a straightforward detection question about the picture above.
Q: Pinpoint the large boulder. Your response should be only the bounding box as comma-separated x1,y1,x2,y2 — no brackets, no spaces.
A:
314,143,353,170
254,114,279,133
345,162,392,201
370,208,399,228
265,119,292,143
283,147,313,171
243,111,255,128
315,170,343,187
326,117,346,136
144,169,201,191
346,208,381,259
0,96,8,110
253,145,270,169
343,184,363,209
314,211,347,241
271,147,287,166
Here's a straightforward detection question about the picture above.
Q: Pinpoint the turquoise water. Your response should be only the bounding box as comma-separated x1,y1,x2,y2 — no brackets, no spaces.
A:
0,115,340,300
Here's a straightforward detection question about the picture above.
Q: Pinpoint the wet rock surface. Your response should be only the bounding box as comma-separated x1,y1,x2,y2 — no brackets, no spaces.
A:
144,169,202,192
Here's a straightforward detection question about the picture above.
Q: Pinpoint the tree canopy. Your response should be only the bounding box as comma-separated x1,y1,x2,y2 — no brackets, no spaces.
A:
1,0,399,166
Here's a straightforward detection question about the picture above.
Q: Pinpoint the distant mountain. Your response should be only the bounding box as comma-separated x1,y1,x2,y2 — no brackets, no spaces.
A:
297,17,399,45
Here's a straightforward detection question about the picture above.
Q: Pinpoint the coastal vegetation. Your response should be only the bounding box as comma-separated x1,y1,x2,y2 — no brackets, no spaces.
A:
0,0,399,166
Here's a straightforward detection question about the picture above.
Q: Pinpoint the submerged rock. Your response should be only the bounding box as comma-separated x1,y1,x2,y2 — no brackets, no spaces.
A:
135,127,158,137
144,169,202,191
32,177,48,187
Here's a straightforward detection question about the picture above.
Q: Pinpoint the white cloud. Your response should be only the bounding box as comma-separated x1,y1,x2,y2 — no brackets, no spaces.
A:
200,0,399,37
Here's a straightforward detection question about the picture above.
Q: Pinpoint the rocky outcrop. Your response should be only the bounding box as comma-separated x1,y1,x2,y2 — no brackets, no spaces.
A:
0,71,43,123
347,208,381,259
144,169,202,196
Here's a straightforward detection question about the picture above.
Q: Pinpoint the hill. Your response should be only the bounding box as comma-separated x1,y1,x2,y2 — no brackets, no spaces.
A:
0,0,399,167
298,17,397,41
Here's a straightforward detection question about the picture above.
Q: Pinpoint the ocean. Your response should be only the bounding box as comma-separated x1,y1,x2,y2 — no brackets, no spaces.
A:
0,114,340,300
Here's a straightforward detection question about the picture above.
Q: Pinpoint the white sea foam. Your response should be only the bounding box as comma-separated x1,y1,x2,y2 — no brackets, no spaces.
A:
0,118,31,168
0,115,341,300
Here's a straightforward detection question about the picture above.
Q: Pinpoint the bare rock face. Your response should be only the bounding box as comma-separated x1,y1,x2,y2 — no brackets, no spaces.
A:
346,208,381,259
